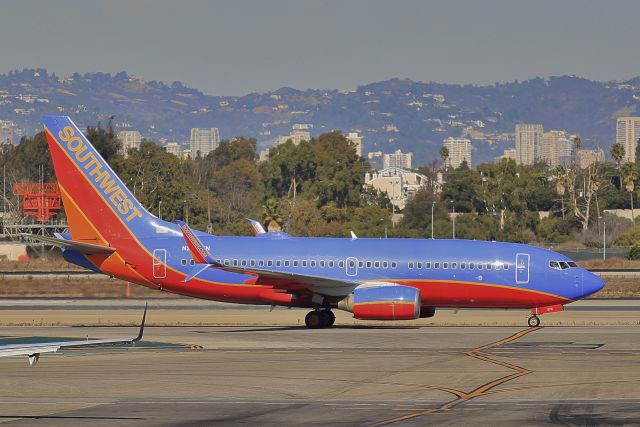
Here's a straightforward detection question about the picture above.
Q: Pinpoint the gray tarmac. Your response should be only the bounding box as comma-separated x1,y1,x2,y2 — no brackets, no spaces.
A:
1,316,640,426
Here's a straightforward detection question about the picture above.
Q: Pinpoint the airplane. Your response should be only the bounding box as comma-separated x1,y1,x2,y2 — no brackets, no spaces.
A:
23,115,604,329
0,304,147,366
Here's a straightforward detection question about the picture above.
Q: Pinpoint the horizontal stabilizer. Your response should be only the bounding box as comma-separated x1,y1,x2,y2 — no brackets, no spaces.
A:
176,220,216,264
20,234,115,255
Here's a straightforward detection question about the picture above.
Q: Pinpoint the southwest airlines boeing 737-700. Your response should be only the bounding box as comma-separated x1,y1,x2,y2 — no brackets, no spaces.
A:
23,116,604,329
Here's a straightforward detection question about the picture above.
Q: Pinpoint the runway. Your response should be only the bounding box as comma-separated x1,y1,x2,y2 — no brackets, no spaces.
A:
0,322,639,425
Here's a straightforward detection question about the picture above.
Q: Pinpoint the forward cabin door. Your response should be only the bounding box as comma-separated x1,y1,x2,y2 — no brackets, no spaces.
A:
346,257,358,277
515,253,530,284
153,249,167,279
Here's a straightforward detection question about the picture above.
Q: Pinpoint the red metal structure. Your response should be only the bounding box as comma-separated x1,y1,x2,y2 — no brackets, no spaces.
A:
12,182,62,223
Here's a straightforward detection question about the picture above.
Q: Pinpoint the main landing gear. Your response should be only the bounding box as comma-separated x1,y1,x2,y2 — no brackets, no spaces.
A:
305,309,335,329
528,315,541,327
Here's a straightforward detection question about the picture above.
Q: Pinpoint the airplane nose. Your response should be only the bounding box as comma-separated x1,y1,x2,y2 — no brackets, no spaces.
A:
583,271,605,297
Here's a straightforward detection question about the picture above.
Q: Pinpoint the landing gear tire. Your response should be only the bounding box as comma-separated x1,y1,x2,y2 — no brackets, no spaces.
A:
528,315,540,327
305,311,323,329
321,310,336,328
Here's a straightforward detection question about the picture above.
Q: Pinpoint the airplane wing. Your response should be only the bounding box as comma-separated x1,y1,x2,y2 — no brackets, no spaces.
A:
0,304,147,366
177,221,357,297
20,233,115,255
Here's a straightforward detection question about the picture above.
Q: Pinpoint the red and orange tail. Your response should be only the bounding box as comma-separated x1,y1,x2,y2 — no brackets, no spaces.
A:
42,116,157,246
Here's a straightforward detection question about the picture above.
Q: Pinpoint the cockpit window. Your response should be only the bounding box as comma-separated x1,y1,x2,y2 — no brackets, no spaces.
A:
549,260,577,270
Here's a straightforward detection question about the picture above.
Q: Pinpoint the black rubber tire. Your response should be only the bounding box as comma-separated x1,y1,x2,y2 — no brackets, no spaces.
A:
305,311,323,329
322,310,336,327
528,315,540,327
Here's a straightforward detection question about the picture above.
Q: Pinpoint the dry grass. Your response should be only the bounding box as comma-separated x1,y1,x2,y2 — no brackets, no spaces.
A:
579,257,640,269
0,278,167,297
0,257,85,272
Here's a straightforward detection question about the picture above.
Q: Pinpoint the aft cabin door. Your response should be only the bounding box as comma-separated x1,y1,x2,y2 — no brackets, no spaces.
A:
153,249,167,279
346,257,358,276
515,253,530,284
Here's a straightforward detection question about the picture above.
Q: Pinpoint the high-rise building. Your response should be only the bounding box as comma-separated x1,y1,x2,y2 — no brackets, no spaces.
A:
0,123,14,145
442,137,472,169
541,130,573,167
383,149,413,170
116,130,142,157
616,116,640,163
515,124,543,165
346,132,363,157
495,148,517,163
190,127,220,158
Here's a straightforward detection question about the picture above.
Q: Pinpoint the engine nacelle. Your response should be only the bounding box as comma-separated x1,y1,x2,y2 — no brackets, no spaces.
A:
338,285,420,320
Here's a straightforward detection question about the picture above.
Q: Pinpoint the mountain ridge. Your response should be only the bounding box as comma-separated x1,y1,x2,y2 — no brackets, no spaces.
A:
1,69,638,164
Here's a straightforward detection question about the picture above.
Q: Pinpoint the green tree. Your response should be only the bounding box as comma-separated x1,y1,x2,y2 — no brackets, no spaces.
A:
439,146,449,169
611,142,625,169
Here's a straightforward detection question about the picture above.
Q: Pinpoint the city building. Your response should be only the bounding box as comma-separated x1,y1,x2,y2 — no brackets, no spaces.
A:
383,149,413,170
577,149,605,169
442,137,472,169
495,148,517,163
116,130,142,156
616,116,640,163
0,123,14,145
190,127,220,158
164,142,182,157
367,151,383,170
346,132,363,157
541,130,574,167
364,167,429,210
515,124,543,165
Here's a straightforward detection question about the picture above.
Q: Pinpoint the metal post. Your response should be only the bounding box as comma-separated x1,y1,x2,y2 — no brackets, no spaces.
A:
451,201,455,240
158,200,162,220
603,221,606,260
431,201,435,239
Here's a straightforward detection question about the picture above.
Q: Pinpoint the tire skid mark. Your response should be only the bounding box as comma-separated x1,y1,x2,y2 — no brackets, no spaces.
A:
367,326,541,426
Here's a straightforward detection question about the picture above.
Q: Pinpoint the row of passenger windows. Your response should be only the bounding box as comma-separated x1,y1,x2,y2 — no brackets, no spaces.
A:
408,261,509,271
177,258,509,271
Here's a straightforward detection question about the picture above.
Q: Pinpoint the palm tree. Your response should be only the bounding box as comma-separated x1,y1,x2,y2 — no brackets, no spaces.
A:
439,146,449,170
611,143,625,169
622,163,638,224
262,198,283,232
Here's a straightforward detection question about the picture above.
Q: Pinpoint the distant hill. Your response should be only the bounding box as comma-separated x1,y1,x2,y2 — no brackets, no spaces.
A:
1,69,639,165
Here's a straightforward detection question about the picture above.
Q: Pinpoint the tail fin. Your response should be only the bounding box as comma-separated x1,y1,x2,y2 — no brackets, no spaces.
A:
42,116,158,244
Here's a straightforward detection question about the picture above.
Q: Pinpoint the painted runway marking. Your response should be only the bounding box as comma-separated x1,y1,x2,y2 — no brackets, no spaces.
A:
367,326,542,426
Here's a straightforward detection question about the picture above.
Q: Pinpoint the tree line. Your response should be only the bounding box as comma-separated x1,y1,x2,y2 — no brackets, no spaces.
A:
2,125,640,248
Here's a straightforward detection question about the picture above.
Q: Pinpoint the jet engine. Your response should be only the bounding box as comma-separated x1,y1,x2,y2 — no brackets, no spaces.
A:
337,285,420,320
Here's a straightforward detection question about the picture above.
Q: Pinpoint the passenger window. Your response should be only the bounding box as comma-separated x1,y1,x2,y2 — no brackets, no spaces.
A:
241,260,247,266
366,261,372,268
215,259,221,264
267,260,273,267
190,260,195,266
477,263,483,270
259,260,264,267
417,262,422,268
224,259,230,266
426,262,431,269
250,260,255,267
339,261,345,268
302,260,307,267
311,261,316,267
233,259,238,266
383,261,388,268
443,262,448,269
408,262,414,269
460,263,466,269
293,260,299,267
276,260,281,267
329,261,334,268
503,263,509,270
358,261,364,268
374,261,380,268
391,262,397,268
181,259,187,266
319,261,325,268
469,263,474,269
486,263,492,270
451,262,457,269
434,262,440,269
284,260,290,267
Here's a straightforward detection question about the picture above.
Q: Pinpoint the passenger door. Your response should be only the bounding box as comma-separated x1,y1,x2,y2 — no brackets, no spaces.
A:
346,257,358,277
515,253,530,284
153,249,167,279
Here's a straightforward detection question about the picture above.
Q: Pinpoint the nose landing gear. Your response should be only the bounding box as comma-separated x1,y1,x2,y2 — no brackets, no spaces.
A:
528,315,540,327
304,309,335,329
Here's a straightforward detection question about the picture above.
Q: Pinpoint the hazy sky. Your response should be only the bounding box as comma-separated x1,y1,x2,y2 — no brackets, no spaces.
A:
1,0,639,95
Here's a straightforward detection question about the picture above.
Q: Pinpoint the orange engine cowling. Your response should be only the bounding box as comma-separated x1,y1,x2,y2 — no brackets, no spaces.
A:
337,285,421,320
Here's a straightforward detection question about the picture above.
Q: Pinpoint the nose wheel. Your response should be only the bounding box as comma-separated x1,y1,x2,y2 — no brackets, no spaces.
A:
528,315,540,327
305,310,335,329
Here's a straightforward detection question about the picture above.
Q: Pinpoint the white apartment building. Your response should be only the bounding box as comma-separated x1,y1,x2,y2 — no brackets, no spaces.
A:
616,116,640,163
442,137,472,169
383,149,413,170
346,132,363,157
515,124,543,165
190,127,220,158
164,142,182,157
116,130,142,157
364,168,429,210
